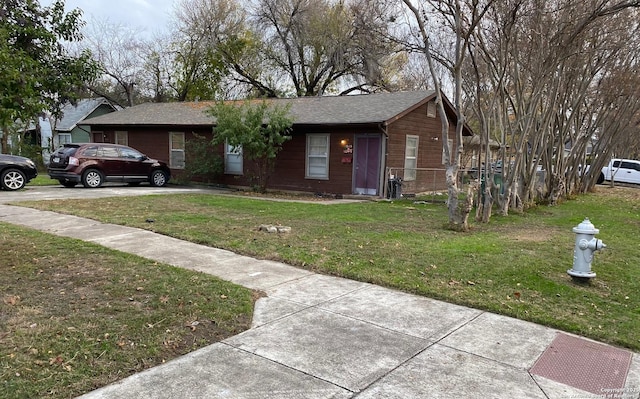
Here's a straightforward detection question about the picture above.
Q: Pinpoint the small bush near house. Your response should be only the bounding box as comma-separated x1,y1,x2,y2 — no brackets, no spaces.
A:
183,133,224,183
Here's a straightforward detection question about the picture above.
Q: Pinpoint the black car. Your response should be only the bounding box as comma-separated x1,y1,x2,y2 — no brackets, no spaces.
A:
0,154,38,191
48,143,171,188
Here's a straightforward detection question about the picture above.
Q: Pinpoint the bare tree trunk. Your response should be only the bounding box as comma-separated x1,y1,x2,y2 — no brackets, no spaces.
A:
463,1,640,214
402,0,490,231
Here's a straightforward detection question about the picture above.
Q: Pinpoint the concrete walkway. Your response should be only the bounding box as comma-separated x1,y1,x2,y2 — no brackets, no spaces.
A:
1,201,639,399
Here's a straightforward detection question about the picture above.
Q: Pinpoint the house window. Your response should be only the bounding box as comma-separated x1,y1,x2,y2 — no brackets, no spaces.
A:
170,132,185,169
225,141,243,175
427,101,436,118
404,135,419,181
57,133,71,146
115,131,128,145
306,134,329,179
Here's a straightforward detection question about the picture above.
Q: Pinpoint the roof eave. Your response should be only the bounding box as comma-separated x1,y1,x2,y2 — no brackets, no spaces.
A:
79,122,215,127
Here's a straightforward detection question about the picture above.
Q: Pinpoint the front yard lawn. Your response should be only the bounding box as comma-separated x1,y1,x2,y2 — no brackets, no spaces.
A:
16,186,640,353
0,224,255,399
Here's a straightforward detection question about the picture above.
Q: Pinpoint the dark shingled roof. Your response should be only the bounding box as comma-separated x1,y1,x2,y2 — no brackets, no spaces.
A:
55,98,116,131
81,91,437,127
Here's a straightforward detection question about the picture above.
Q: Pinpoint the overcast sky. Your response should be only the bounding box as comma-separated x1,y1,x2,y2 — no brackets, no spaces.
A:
40,0,177,35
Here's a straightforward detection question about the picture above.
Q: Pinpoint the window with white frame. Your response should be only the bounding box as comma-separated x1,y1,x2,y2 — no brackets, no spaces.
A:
404,135,419,181
170,132,185,169
225,141,243,174
115,131,128,145
306,134,329,179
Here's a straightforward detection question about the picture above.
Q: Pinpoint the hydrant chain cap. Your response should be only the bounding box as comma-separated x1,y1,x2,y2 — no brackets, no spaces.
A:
573,218,599,235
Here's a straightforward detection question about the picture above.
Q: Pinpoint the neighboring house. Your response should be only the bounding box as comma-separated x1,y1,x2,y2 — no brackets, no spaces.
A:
0,98,117,161
2,116,51,154
51,98,119,146
80,91,473,197
563,139,594,158
462,135,502,170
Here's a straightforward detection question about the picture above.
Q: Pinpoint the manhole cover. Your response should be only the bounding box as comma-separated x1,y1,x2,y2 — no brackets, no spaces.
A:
530,333,632,394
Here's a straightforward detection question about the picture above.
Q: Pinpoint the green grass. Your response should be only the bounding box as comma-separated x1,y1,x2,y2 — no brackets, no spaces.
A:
16,186,640,352
0,223,255,399
28,174,58,186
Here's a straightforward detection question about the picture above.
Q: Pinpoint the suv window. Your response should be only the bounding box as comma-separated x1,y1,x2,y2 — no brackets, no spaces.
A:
120,147,143,160
98,146,119,158
58,145,79,157
81,145,99,157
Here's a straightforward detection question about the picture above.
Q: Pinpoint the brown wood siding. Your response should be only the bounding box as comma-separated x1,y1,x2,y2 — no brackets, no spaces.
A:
386,103,456,193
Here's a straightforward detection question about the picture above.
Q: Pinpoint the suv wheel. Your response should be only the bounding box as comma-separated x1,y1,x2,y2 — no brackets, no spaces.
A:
1,168,26,190
150,170,167,187
82,169,104,188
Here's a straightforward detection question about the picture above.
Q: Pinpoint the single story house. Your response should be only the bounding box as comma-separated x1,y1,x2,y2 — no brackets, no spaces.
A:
81,91,472,197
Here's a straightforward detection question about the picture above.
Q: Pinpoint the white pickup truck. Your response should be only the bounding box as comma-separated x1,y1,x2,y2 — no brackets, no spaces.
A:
598,159,640,184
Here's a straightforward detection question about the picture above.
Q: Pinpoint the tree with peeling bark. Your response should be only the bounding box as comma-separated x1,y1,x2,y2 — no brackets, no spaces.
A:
391,0,640,224
400,0,493,231
468,1,640,215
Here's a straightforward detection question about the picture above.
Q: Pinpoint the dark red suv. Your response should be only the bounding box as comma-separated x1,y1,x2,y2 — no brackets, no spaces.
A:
48,143,171,188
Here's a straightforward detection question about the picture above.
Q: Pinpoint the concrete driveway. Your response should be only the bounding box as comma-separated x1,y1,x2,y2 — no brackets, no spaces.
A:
0,184,221,204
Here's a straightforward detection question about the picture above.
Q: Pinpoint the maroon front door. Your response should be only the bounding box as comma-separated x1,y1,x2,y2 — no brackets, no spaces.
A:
92,132,105,143
92,131,114,143
353,134,381,195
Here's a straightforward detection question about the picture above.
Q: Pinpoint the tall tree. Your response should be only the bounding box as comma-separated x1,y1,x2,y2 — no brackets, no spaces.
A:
0,0,97,152
171,0,242,100
79,19,149,107
252,0,394,96
138,33,175,103
469,1,640,215
173,0,401,98
400,0,493,231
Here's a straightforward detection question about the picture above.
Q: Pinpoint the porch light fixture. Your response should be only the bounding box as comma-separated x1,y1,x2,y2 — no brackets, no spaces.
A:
340,139,348,146
431,136,439,141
